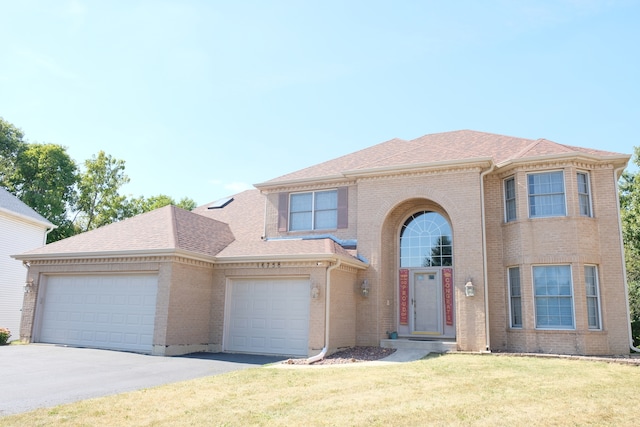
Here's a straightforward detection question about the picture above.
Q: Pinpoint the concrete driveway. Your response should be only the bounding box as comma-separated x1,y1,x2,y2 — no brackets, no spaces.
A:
0,344,287,416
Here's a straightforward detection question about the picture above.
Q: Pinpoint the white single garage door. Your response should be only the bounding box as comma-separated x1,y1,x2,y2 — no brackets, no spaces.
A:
226,278,310,356
38,274,158,353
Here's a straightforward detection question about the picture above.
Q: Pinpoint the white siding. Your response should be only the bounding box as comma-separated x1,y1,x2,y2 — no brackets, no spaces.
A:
0,214,48,342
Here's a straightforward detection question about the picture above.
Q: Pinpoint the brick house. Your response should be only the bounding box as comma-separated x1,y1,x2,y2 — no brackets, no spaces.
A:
14,130,634,356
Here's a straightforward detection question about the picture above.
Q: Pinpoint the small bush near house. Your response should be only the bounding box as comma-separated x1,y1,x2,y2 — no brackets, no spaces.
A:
0,328,10,345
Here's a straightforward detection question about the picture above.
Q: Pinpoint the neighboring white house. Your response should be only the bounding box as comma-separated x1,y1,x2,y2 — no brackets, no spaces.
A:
0,187,55,342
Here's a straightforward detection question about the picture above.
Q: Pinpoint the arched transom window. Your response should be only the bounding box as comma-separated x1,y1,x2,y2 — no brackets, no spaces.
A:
400,211,452,267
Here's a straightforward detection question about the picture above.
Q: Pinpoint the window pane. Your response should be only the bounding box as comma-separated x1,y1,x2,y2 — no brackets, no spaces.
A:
578,173,592,217
290,193,312,212
528,172,566,218
505,177,516,222
290,212,312,231
315,190,337,210
585,266,600,329
400,211,452,268
315,209,337,230
509,267,522,328
533,265,574,329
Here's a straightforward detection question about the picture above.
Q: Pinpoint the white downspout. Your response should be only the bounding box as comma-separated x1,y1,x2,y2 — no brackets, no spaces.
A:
480,163,496,352
614,165,640,353
306,259,341,363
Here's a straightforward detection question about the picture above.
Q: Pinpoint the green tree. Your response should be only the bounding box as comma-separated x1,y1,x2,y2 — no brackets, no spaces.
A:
9,143,78,241
620,147,640,347
74,151,130,232
126,194,198,215
0,117,27,187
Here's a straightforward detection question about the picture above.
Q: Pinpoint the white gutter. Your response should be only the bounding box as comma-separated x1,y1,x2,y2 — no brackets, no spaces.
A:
306,259,341,363
480,163,496,352
614,165,640,353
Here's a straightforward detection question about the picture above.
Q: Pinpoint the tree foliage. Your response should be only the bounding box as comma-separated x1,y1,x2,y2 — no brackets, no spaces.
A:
74,151,130,232
12,143,78,241
1,118,198,243
620,147,640,347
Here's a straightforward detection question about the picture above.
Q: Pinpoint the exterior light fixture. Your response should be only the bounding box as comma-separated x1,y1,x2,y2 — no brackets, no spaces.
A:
361,279,370,297
311,285,320,299
465,280,475,297
24,278,34,293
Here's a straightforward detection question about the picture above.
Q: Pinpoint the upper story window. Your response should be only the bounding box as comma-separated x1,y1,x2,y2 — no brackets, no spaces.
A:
577,172,592,217
400,211,452,267
289,190,338,231
504,176,516,222
528,171,566,218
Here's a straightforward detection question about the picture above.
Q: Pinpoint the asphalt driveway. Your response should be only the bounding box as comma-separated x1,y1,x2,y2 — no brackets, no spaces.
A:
0,344,287,416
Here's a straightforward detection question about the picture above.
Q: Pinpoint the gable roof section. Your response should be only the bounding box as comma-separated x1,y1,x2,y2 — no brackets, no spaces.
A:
258,130,628,186
15,205,234,261
0,187,55,228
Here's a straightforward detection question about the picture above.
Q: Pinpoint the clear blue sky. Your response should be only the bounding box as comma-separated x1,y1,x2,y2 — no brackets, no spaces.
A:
1,1,638,206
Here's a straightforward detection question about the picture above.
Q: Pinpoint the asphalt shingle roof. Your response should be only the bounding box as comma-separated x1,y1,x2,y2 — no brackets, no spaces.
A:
0,187,54,227
261,130,626,184
18,205,234,258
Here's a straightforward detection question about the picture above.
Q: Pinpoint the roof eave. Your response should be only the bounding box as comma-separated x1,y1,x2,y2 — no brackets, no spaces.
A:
12,247,216,264
213,252,368,269
342,157,494,178
496,152,631,170
254,174,348,191
0,207,56,229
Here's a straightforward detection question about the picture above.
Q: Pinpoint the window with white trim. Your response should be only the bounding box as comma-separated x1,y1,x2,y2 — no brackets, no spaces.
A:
289,190,338,231
533,265,574,329
504,176,516,222
528,171,566,218
508,267,522,328
584,265,601,329
577,172,592,217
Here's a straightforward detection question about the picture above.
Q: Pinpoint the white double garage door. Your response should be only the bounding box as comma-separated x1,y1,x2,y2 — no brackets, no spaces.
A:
37,275,310,356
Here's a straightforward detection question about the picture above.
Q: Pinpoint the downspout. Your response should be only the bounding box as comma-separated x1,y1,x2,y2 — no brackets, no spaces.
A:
480,163,496,352
306,259,341,363
614,165,640,353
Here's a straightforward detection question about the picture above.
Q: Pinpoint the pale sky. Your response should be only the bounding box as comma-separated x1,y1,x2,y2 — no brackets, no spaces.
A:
1,1,638,206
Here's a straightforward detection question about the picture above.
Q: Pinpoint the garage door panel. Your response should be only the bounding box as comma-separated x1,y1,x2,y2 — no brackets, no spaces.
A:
38,275,158,353
226,278,310,356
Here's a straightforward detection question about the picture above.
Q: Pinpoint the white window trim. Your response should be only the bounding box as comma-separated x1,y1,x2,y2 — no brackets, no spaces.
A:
508,266,522,329
504,176,517,223
585,265,602,330
532,264,576,330
288,189,338,231
577,171,593,218
527,170,567,219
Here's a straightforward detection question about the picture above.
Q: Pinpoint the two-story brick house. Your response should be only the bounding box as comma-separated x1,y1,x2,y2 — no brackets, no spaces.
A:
15,130,634,357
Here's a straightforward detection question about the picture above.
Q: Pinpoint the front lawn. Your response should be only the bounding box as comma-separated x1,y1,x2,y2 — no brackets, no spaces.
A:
1,353,639,426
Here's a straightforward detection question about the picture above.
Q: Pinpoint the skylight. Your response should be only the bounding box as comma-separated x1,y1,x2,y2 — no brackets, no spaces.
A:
208,197,234,209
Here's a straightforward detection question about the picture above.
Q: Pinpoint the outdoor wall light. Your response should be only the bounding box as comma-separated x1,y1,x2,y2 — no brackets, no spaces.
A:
360,279,370,297
465,280,475,297
311,285,320,299
24,278,34,294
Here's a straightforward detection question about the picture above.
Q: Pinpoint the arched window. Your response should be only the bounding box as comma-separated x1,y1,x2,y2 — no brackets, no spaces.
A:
400,211,452,267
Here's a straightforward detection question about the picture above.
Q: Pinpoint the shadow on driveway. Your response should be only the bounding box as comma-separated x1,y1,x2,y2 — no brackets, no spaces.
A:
180,351,288,365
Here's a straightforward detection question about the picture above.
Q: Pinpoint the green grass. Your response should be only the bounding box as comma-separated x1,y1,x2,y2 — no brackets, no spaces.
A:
2,354,639,426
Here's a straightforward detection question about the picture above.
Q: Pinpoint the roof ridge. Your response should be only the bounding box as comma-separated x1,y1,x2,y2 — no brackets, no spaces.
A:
512,138,545,159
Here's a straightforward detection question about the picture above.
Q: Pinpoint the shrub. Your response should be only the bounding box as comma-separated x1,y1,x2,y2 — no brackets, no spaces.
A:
0,328,10,345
